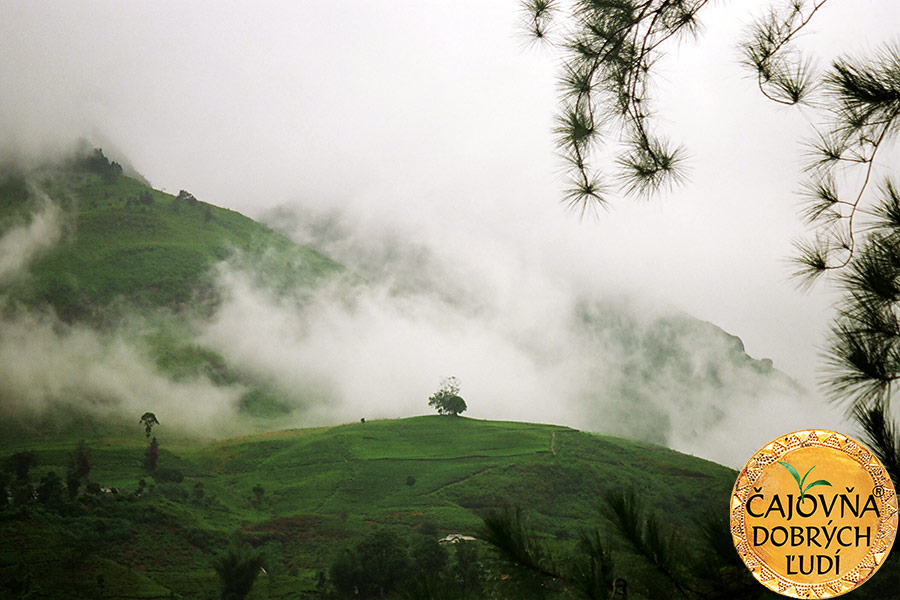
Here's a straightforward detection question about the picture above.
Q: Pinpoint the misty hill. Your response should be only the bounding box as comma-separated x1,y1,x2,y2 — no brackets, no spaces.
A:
0,149,342,320
265,204,812,462
0,150,812,462
570,299,806,457
0,150,872,597
0,414,738,599
0,150,350,420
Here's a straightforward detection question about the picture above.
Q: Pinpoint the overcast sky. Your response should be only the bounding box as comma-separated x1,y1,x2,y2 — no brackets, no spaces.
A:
2,1,899,417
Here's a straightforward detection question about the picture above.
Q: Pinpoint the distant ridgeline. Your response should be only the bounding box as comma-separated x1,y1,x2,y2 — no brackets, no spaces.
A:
571,299,805,448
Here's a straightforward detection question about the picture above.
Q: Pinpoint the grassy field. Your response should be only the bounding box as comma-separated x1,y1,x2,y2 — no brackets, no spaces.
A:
0,414,739,599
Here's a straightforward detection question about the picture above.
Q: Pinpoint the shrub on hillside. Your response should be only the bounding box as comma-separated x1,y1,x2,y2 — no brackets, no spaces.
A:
4,451,38,482
36,472,66,512
184,526,228,552
154,467,184,484
75,148,123,181
156,482,187,502
177,190,198,205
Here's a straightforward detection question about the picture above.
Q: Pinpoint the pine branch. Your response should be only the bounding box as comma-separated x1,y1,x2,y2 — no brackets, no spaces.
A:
521,0,707,210
479,507,623,599
742,0,829,106
478,506,560,580
602,488,697,598
853,399,900,488
793,49,900,277
569,529,617,600
824,317,900,407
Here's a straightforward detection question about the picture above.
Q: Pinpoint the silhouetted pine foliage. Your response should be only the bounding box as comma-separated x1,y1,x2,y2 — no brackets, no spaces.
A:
853,401,900,486
524,0,900,492
479,505,621,598
741,1,824,106
792,44,900,283
824,182,900,488
479,506,559,580
568,530,616,599
480,490,773,599
211,540,266,600
603,488,695,597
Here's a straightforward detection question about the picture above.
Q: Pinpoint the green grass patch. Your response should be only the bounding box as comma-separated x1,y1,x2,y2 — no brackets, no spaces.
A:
0,415,740,599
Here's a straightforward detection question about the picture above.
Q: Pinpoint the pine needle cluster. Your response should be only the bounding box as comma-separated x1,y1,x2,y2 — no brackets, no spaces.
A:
791,45,900,285
521,0,703,213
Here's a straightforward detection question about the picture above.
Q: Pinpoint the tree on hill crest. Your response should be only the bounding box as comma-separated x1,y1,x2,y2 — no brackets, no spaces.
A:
428,376,467,416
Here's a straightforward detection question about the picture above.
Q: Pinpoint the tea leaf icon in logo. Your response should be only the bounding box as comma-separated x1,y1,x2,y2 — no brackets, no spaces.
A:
778,461,832,501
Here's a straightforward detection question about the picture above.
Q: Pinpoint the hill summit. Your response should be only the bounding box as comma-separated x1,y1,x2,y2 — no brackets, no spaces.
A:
0,414,737,599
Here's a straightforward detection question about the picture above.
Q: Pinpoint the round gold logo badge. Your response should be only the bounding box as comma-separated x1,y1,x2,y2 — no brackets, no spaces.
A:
730,430,897,597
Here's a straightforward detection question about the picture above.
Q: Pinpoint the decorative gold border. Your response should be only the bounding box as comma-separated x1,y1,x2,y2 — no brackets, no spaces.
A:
730,430,898,598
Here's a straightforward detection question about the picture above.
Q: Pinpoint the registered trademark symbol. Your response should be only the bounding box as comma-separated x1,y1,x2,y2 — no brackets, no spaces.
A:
872,485,885,497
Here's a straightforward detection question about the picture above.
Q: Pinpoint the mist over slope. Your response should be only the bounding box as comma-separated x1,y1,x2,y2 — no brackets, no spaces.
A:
0,154,831,466
258,203,822,466
0,153,345,436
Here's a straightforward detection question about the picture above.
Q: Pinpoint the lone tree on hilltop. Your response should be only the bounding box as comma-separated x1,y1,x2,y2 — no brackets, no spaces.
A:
428,377,467,416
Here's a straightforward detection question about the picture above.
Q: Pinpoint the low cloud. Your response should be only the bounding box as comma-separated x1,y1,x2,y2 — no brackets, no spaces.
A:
0,198,246,437
195,202,848,467
0,187,847,466
0,309,246,436
198,262,585,428
0,192,63,284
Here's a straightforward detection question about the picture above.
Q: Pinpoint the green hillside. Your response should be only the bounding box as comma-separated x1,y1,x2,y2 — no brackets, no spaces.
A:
0,415,739,599
0,150,345,420
0,150,342,320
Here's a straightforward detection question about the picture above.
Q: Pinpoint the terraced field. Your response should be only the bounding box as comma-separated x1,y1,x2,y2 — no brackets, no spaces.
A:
0,414,738,599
